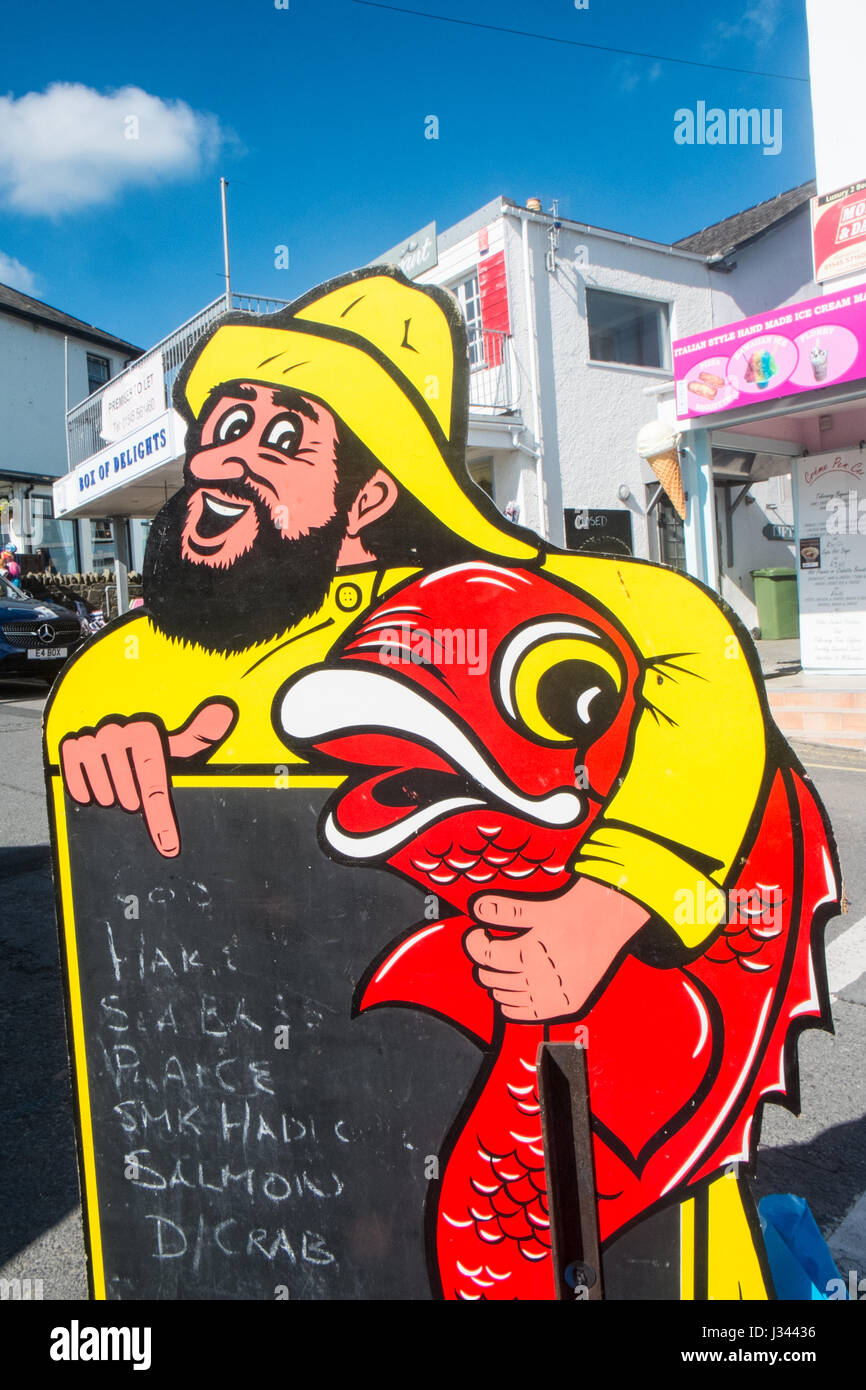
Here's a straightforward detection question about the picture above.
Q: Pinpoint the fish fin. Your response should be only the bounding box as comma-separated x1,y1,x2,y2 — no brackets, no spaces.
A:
357,915,495,1046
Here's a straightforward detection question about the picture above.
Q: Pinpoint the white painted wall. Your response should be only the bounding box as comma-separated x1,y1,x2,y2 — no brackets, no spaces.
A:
0,310,144,576
524,216,712,555
0,314,129,479
417,201,540,532
418,204,719,555
708,206,817,323
397,197,824,588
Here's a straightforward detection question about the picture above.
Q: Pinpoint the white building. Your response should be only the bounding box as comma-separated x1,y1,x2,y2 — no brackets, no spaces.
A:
377,184,818,632
0,282,141,574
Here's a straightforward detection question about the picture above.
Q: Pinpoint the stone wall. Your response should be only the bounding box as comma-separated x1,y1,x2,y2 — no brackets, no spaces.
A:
21,570,144,613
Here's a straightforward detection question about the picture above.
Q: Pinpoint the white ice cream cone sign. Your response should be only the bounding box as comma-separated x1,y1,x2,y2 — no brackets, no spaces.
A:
637,421,686,520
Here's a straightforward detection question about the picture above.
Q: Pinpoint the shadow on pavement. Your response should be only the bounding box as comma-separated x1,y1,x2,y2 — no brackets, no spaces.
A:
0,843,84,1270
753,1111,866,1241
0,678,52,702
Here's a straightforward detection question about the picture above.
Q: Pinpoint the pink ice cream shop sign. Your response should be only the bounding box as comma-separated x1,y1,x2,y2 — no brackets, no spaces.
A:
672,283,866,420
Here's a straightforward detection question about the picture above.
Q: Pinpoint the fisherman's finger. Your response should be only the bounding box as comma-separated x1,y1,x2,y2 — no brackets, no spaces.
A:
475,965,526,990
472,894,533,929
73,739,115,806
499,1002,541,1022
464,927,525,971
490,986,530,1006
128,724,181,857
60,738,95,804
167,700,236,760
102,743,142,814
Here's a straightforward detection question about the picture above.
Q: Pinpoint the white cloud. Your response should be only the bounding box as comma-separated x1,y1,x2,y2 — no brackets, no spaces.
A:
616,60,642,92
0,83,225,215
709,0,782,51
615,57,663,92
0,251,37,293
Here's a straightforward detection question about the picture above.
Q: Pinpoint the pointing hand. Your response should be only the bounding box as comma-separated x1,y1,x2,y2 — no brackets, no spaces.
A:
59,701,236,858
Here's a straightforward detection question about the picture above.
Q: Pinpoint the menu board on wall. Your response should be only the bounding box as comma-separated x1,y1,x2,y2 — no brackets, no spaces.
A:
796,450,866,671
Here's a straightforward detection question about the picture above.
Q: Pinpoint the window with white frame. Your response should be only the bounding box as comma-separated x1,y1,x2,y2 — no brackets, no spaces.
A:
451,273,485,368
586,289,670,370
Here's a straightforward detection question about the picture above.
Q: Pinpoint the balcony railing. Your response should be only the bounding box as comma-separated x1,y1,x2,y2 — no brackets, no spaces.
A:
66,292,292,470
67,301,517,471
467,329,517,412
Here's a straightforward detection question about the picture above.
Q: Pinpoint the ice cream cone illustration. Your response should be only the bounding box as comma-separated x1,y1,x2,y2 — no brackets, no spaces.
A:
637,420,686,520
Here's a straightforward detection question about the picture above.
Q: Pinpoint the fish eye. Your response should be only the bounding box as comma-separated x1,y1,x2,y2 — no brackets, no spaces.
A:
213,404,255,444
261,412,303,457
495,620,624,745
535,660,620,743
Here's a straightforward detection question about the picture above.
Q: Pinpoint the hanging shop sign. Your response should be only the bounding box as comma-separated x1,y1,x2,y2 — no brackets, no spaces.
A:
101,356,166,443
762,522,795,542
795,449,866,671
377,221,438,280
812,179,866,285
673,283,866,420
54,409,180,518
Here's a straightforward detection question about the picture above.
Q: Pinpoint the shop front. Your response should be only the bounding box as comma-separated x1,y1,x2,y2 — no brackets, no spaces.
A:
667,280,866,673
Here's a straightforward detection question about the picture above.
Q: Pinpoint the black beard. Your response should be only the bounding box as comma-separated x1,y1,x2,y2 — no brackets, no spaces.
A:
142,483,349,654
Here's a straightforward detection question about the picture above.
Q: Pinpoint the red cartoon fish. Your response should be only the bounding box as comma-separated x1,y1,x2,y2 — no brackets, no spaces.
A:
276,561,838,1300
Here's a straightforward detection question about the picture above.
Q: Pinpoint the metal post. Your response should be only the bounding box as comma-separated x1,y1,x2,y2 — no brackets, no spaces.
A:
537,1041,604,1300
695,429,719,592
220,177,232,310
681,428,719,589
64,336,71,470
111,517,130,616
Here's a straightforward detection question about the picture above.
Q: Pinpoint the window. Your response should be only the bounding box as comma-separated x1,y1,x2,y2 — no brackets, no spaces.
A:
587,289,669,370
648,486,687,573
451,274,485,368
87,353,111,396
30,494,79,575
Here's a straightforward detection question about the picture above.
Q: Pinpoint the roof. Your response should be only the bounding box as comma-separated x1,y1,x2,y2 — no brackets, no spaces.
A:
673,180,816,257
0,281,142,357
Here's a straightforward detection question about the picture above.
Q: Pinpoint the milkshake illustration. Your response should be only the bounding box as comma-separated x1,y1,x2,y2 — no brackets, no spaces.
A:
810,346,828,382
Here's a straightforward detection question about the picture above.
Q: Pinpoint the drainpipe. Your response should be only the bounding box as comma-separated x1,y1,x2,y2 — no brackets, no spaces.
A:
518,211,548,539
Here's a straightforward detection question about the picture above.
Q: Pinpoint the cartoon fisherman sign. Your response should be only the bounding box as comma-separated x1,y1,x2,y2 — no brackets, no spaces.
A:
46,268,841,1300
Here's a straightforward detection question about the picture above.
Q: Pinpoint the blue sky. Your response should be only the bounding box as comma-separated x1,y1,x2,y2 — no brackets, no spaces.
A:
0,0,813,352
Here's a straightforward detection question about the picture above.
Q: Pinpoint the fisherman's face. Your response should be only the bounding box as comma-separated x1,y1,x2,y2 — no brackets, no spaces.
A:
143,382,363,654
181,382,341,569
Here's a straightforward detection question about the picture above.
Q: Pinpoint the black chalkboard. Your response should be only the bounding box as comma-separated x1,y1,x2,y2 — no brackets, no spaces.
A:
60,784,480,1300
564,507,634,557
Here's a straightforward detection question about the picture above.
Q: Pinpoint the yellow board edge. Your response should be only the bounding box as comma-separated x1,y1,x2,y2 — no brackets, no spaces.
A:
51,776,107,1300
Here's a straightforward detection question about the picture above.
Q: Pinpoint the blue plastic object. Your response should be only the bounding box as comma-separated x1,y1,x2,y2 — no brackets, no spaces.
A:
759,1194,844,1300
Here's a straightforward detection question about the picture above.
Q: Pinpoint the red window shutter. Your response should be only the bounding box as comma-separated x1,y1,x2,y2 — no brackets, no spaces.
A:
478,251,509,367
